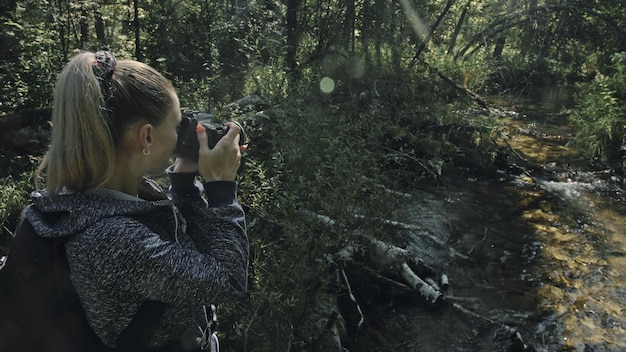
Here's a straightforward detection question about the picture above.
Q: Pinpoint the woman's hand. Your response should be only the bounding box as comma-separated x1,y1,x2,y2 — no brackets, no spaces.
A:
196,122,245,181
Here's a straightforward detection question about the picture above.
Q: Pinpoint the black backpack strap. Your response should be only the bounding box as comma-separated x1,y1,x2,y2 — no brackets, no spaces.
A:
0,205,38,296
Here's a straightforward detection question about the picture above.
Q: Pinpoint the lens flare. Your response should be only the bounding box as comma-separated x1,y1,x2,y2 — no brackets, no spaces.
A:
320,77,335,93
398,0,428,41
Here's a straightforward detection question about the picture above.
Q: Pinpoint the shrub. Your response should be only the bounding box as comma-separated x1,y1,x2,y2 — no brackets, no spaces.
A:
0,171,35,254
568,52,626,177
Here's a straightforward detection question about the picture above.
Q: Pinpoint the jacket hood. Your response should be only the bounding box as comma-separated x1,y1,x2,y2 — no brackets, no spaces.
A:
26,179,171,239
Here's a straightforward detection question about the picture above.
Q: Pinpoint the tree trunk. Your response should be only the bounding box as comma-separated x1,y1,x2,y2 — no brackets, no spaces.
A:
447,0,470,55
373,0,384,66
360,0,370,63
54,0,68,61
520,0,537,57
79,6,89,49
345,0,355,52
201,0,213,78
286,0,298,74
492,0,517,59
95,9,106,46
65,0,79,48
134,0,142,61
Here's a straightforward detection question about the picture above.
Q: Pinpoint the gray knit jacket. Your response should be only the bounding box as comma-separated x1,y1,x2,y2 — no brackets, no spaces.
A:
25,173,248,348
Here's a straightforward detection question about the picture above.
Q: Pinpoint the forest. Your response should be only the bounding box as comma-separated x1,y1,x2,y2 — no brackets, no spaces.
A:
1,0,626,351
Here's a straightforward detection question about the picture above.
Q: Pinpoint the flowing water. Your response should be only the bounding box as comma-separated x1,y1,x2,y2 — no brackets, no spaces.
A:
447,86,626,351
364,86,625,352
496,87,626,351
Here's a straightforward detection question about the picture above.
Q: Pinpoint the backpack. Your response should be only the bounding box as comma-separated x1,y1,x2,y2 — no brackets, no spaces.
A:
0,205,166,352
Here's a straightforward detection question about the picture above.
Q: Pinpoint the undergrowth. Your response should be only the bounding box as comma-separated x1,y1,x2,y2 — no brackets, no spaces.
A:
212,64,502,350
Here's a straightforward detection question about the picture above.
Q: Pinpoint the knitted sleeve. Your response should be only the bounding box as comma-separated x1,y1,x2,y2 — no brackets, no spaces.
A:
75,210,247,307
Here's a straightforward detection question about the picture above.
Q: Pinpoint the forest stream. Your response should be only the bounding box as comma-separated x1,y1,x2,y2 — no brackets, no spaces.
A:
357,86,626,352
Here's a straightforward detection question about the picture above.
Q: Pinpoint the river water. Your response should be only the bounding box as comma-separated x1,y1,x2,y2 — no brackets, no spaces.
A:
494,87,626,351
363,86,625,352
447,87,626,351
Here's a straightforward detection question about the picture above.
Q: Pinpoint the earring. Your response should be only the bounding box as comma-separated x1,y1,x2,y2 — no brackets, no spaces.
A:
142,148,151,156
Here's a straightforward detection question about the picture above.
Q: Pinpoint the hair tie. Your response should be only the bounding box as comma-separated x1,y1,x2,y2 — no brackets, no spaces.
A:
93,51,117,80
93,51,117,100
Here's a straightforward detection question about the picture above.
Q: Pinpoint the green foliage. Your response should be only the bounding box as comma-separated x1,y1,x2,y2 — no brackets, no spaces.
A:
568,52,626,176
0,2,60,113
220,95,418,350
175,77,217,112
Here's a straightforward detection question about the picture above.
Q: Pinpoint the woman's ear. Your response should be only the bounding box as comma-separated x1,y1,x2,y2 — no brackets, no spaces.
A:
139,123,153,149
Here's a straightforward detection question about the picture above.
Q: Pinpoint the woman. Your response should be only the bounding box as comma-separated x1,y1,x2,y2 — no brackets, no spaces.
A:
26,51,248,350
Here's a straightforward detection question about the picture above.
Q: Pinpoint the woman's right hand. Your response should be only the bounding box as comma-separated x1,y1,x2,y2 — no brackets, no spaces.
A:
196,122,245,181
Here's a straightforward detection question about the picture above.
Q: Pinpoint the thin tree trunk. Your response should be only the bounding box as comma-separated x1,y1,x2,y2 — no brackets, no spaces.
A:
520,0,537,57
95,9,106,46
64,0,79,47
345,0,355,52
361,0,371,64
134,0,141,61
286,0,298,74
54,0,68,61
80,6,89,49
373,0,384,66
409,0,455,67
492,0,517,59
201,0,213,78
447,0,470,55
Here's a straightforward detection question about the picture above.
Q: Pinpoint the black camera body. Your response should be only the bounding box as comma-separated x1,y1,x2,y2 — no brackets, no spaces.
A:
173,111,246,162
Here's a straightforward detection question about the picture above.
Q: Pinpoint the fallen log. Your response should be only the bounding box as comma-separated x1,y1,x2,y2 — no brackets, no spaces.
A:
365,237,443,304
301,209,448,304
351,214,470,260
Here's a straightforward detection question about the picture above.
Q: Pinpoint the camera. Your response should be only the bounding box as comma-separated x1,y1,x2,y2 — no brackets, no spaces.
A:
173,111,246,162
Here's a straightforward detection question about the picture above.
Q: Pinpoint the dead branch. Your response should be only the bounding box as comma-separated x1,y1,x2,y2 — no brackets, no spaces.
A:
364,237,443,304
339,266,365,332
399,262,442,304
346,261,412,293
417,59,489,109
360,176,413,199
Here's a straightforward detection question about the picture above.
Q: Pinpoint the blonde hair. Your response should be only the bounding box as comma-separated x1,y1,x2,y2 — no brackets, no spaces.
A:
38,51,176,195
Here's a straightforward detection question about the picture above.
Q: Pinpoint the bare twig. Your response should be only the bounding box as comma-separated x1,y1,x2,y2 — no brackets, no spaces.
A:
339,266,365,332
243,306,260,352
